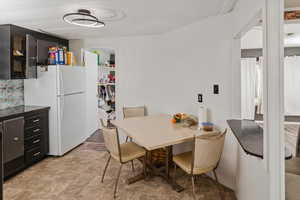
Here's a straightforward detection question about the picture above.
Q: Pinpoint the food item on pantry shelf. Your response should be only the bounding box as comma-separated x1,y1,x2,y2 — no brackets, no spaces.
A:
13,50,24,56
48,47,68,65
73,55,77,65
108,73,115,83
66,52,73,65
58,48,64,64
48,47,57,65
58,47,67,65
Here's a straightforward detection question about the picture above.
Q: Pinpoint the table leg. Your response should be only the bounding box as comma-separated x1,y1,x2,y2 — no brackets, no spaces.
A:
165,146,184,192
126,147,184,192
165,146,170,179
127,154,148,185
127,173,145,185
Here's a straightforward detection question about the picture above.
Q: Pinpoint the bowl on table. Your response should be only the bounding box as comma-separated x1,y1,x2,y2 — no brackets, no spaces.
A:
202,122,214,131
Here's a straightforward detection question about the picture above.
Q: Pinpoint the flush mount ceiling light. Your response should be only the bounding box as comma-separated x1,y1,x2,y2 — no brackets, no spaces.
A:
63,9,105,28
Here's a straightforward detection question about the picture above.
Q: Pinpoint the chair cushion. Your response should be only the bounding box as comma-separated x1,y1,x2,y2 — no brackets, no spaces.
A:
286,157,300,175
173,151,215,175
286,173,300,200
111,142,146,163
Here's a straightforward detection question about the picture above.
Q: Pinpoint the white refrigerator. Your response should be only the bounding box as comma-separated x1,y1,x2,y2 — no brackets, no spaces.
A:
24,65,86,156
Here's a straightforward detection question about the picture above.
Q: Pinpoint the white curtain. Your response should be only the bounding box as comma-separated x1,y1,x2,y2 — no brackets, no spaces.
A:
243,56,300,117
256,58,263,114
241,58,258,119
284,56,300,115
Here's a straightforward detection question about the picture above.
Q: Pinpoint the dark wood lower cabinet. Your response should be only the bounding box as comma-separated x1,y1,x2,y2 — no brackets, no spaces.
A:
25,146,43,165
2,107,49,180
3,156,25,178
0,123,3,200
23,110,49,167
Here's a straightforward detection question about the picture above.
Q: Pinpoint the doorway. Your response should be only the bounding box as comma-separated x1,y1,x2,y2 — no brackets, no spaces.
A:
84,48,116,151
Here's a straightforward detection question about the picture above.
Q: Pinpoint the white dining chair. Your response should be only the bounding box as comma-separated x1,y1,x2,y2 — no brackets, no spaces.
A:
173,129,227,199
100,120,146,198
123,106,146,171
123,106,146,119
285,124,300,175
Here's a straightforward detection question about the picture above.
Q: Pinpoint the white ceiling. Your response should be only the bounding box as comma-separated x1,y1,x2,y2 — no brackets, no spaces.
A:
0,0,237,39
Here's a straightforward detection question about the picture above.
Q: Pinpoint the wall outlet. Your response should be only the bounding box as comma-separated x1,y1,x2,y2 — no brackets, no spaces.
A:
198,94,203,103
213,84,219,94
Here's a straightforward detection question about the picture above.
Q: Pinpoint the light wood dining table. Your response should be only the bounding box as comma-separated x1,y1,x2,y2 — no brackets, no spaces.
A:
111,114,218,192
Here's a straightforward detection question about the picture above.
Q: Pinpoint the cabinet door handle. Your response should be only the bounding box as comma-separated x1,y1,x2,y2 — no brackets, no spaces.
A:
33,139,40,144
33,129,40,133
33,152,41,157
33,119,40,123
13,137,19,141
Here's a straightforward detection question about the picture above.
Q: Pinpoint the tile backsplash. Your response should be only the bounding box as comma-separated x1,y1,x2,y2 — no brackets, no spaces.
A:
0,80,24,110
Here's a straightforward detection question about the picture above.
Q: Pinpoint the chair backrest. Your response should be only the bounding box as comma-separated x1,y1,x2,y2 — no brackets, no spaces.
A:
192,129,227,173
284,123,300,157
102,125,121,160
123,106,146,118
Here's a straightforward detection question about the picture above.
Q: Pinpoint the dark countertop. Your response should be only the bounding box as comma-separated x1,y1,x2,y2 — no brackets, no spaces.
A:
0,106,50,121
227,119,292,159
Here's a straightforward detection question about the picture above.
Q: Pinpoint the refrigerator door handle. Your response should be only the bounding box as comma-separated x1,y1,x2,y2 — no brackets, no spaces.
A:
57,92,84,97
61,96,64,121
59,68,64,95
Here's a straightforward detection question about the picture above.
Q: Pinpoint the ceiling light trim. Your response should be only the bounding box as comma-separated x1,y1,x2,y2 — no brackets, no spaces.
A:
63,9,105,28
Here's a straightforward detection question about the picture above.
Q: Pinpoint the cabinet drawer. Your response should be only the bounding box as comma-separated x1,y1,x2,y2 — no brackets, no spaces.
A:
25,126,42,138
25,146,43,165
25,135,41,150
25,115,42,128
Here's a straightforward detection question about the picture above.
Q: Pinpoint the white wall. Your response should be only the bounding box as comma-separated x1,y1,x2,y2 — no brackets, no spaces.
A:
69,39,84,66
233,0,264,37
155,15,239,189
241,28,263,49
235,147,270,200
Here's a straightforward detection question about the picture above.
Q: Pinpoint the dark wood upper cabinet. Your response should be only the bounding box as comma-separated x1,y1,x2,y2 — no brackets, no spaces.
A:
26,34,37,79
0,24,68,80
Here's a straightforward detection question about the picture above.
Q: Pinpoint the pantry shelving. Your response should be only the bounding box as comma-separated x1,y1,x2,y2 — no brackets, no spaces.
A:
97,82,115,86
98,65,116,71
89,48,116,127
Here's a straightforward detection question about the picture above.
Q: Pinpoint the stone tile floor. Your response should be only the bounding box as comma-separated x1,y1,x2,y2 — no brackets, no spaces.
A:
4,138,236,200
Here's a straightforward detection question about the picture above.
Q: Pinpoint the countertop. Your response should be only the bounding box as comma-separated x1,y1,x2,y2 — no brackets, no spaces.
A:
0,106,50,121
227,119,292,159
